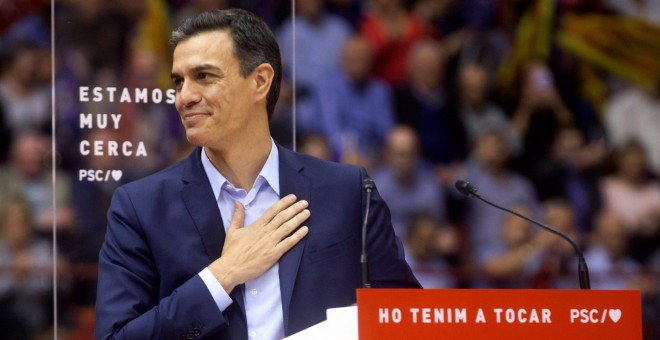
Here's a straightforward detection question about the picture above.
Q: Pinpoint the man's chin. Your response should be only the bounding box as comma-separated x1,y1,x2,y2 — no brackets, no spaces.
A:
185,131,206,147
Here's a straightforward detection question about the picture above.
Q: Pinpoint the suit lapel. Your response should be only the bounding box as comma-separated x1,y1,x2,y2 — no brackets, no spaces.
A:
181,148,226,260
180,148,247,318
277,145,311,335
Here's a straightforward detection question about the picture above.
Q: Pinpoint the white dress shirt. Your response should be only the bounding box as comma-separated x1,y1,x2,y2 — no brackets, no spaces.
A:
198,139,284,339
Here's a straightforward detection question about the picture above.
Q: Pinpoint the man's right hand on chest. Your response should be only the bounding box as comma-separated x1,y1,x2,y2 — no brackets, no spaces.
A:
208,194,310,293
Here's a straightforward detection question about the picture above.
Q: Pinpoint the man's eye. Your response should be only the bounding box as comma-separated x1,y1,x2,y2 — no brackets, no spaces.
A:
172,78,183,88
197,73,210,80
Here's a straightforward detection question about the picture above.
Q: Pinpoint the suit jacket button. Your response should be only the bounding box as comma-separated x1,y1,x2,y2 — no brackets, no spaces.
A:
187,330,196,339
193,328,201,336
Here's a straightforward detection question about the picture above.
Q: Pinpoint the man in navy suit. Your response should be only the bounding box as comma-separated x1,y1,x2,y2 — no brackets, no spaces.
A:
95,9,420,340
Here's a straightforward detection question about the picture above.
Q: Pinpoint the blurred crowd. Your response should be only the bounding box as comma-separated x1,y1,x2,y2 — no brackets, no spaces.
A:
1,0,659,338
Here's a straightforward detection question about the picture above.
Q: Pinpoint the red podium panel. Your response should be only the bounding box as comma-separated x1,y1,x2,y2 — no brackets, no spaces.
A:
357,289,641,339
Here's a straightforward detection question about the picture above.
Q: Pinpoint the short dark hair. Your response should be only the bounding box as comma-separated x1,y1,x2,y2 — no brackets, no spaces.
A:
171,9,281,119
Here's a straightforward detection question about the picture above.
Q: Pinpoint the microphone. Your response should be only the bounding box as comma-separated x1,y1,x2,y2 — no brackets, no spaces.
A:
361,178,375,288
454,180,591,290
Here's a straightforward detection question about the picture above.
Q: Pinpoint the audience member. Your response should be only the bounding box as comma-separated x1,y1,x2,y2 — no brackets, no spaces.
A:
537,199,582,289
403,212,458,288
326,0,364,28
115,48,183,179
480,204,540,288
394,39,467,164
413,0,464,36
55,0,133,82
456,62,519,153
0,131,74,235
0,39,50,133
298,133,332,161
604,84,660,175
359,0,437,85
277,0,352,99
0,198,53,339
276,0,353,148
303,35,395,167
457,129,539,269
373,125,445,238
584,210,643,289
511,59,574,176
600,141,660,263
527,125,607,232
269,77,295,149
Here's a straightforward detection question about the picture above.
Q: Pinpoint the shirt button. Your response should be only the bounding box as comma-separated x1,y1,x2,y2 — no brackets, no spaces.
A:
250,288,258,296
245,204,251,210
249,330,257,338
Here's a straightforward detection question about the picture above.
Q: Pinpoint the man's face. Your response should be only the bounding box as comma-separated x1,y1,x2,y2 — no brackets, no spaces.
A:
341,38,373,84
171,30,255,147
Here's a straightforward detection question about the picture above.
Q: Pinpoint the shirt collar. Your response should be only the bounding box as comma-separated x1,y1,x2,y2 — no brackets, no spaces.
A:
201,139,280,199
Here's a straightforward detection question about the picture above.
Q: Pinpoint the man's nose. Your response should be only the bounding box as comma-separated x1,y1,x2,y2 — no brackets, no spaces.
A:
177,81,201,108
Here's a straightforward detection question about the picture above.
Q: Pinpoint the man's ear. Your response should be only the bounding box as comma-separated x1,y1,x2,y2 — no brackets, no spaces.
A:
253,63,274,103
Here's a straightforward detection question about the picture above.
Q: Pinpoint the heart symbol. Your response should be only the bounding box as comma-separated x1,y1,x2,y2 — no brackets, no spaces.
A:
111,170,123,181
609,309,621,323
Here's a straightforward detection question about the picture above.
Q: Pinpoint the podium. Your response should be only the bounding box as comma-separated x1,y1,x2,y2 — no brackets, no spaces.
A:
287,289,641,339
357,289,641,339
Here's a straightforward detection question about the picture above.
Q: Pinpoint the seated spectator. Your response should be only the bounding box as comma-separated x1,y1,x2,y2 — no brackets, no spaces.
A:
600,141,660,263
373,125,445,238
536,199,582,289
528,125,607,232
0,197,53,338
0,39,51,134
394,39,467,164
277,0,352,99
303,35,395,168
359,0,437,86
0,131,75,235
404,212,458,288
456,63,519,153
298,133,332,161
584,210,643,290
480,204,541,288
116,48,184,179
456,129,539,269
604,84,660,176
511,58,574,176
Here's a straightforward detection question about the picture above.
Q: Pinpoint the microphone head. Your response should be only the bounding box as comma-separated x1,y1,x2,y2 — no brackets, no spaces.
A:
362,178,375,192
455,180,477,197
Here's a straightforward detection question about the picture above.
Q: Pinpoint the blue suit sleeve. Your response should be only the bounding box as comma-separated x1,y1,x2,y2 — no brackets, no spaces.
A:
94,187,229,340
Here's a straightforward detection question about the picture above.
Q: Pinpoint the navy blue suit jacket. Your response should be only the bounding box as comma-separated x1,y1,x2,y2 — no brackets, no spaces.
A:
95,145,420,339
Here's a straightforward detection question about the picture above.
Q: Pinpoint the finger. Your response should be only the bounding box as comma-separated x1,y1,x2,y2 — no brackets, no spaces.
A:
257,194,297,225
275,226,309,254
271,208,310,240
266,199,308,232
228,201,245,231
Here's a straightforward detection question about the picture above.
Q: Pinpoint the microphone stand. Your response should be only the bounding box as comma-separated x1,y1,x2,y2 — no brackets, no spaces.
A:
361,178,374,288
455,180,591,290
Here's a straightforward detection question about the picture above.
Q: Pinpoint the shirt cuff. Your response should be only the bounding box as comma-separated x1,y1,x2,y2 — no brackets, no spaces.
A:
199,267,233,312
